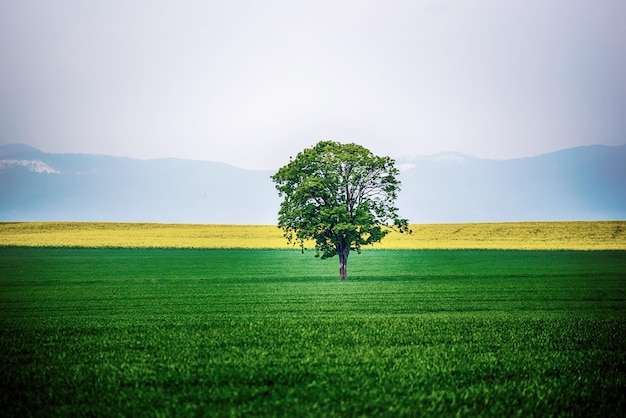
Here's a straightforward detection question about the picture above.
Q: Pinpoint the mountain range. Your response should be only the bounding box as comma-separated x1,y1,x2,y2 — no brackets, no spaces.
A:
1,143,625,224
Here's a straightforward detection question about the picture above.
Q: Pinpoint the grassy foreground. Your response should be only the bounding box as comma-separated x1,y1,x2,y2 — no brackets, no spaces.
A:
1,220,625,249
1,248,625,417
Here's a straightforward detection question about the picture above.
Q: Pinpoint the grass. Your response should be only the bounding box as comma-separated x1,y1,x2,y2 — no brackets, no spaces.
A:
1,220,625,249
1,247,625,417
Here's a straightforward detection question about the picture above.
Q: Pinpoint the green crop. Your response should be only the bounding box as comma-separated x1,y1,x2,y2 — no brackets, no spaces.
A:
1,248,625,417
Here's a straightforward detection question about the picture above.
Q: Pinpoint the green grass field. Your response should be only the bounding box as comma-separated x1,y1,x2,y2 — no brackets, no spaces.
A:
1,248,625,416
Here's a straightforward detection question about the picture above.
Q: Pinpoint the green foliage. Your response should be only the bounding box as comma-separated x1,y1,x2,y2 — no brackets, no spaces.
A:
271,141,408,278
1,248,625,416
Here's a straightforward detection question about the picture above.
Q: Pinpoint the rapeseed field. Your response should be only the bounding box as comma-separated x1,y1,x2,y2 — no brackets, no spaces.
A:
1,221,625,250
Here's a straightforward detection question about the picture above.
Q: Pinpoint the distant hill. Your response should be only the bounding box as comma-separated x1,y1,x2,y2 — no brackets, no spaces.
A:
0,144,280,223
1,143,625,223
395,145,626,223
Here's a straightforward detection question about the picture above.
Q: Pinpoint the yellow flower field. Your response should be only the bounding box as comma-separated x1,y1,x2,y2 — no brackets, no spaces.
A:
1,221,625,250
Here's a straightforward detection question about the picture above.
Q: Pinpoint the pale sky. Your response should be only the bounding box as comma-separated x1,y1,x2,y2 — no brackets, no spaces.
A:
1,0,625,170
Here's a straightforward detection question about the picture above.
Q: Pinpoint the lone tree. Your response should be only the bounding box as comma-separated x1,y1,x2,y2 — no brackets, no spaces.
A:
271,140,409,280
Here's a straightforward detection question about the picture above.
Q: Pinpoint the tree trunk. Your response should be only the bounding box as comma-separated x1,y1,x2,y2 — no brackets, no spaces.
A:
338,246,350,280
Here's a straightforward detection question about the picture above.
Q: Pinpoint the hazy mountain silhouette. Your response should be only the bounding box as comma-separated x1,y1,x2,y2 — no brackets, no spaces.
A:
1,144,624,223
395,145,626,222
0,145,279,223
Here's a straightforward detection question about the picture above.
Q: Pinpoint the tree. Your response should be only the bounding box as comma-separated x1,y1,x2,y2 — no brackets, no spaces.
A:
271,140,409,280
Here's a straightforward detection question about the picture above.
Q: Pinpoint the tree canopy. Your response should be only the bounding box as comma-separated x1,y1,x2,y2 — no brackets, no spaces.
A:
271,140,409,280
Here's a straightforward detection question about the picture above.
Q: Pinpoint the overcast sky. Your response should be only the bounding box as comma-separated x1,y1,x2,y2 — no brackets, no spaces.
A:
1,0,625,170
